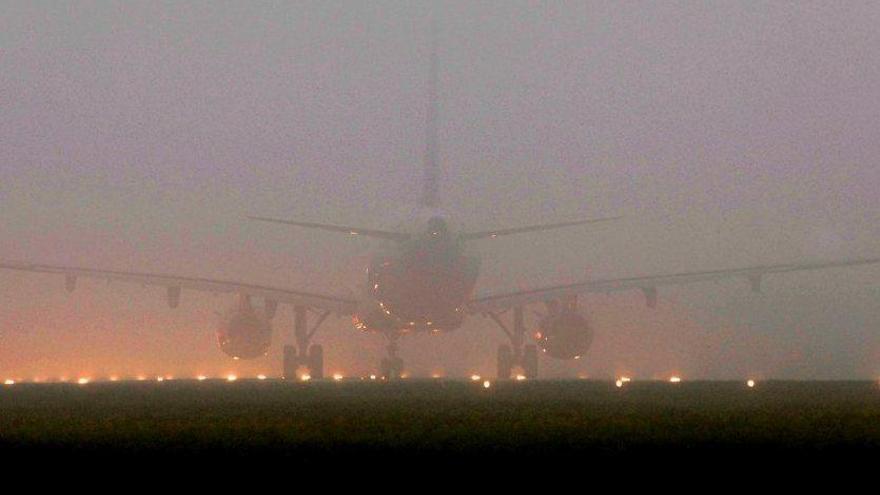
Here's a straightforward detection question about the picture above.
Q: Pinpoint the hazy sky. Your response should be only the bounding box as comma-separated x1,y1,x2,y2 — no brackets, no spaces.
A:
2,1,879,379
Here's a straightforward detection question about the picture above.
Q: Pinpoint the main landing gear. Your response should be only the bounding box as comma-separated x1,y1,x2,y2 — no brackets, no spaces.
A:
488,305,538,380
283,305,331,380
379,335,404,380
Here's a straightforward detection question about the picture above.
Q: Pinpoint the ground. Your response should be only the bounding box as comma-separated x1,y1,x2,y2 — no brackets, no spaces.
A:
1,380,878,470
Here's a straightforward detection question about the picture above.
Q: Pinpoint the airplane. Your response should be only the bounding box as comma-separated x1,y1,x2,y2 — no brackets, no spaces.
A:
3,21,879,380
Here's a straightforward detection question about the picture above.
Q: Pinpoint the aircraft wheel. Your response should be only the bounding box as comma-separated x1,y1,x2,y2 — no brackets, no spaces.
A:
523,344,538,379
380,357,404,380
391,357,404,379
283,345,297,380
307,344,324,380
497,345,513,380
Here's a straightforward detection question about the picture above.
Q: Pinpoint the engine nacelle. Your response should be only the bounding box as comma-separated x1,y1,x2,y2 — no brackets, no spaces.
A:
534,310,593,360
216,307,272,360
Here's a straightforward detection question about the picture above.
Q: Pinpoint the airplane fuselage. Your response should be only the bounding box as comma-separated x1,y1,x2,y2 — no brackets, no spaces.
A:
352,217,480,335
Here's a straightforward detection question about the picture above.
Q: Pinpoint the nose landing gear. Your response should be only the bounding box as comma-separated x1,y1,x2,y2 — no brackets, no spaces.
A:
283,305,331,380
488,306,538,380
380,336,405,380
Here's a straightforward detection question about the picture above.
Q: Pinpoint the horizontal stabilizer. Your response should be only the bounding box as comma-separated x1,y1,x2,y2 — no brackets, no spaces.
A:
248,216,410,241
459,216,621,241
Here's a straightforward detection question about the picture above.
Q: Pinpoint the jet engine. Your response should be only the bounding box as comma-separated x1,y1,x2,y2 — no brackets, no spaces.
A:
534,310,593,360
216,296,273,360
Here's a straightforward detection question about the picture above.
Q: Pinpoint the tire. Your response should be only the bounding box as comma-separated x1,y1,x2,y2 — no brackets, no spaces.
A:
380,357,403,380
523,344,539,379
391,357,404,380
380,358,391,380
283,345,297,380
307,344,324,380
497,345,513,380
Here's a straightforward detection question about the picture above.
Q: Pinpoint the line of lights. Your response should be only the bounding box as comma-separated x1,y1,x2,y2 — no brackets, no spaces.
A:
0,374,772,385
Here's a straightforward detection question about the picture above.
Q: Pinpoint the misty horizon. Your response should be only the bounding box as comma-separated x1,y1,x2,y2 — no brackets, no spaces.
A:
2,1,879,380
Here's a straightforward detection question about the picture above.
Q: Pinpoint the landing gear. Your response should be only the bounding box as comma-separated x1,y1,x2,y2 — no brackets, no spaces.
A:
380,336,405,380
497,344,513,380
307,344,324,380
283,305,331,380
489,306,539,379
522,344,538,379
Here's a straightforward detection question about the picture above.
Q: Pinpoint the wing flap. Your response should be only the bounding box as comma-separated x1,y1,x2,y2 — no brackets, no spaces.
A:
0,262,357,315
469,257,880,312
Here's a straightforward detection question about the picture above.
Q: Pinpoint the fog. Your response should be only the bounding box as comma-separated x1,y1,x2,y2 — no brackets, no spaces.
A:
1,1,879,380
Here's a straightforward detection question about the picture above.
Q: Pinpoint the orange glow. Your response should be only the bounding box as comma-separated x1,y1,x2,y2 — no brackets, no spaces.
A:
136,375,146,381
257,374,267,380
197,375,208,381
109,376,119,382
332,373,344,381
4,379,14,385
226,374,237,382
300,374,311,382
77,378,90,385
156,377,164,382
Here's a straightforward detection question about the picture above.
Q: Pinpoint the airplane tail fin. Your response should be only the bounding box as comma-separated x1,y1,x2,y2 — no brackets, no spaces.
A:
420,14,441,210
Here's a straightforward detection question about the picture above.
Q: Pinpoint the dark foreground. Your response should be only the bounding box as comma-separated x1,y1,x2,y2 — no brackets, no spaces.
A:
1,380,878,470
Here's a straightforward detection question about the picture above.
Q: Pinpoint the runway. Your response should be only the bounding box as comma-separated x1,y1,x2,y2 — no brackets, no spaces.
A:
1,379,879,468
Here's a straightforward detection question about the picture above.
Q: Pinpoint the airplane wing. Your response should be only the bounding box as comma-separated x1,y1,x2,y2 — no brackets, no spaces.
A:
459,216,622,241
468,257,880,313
248,216,410,242
0,262,358,315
